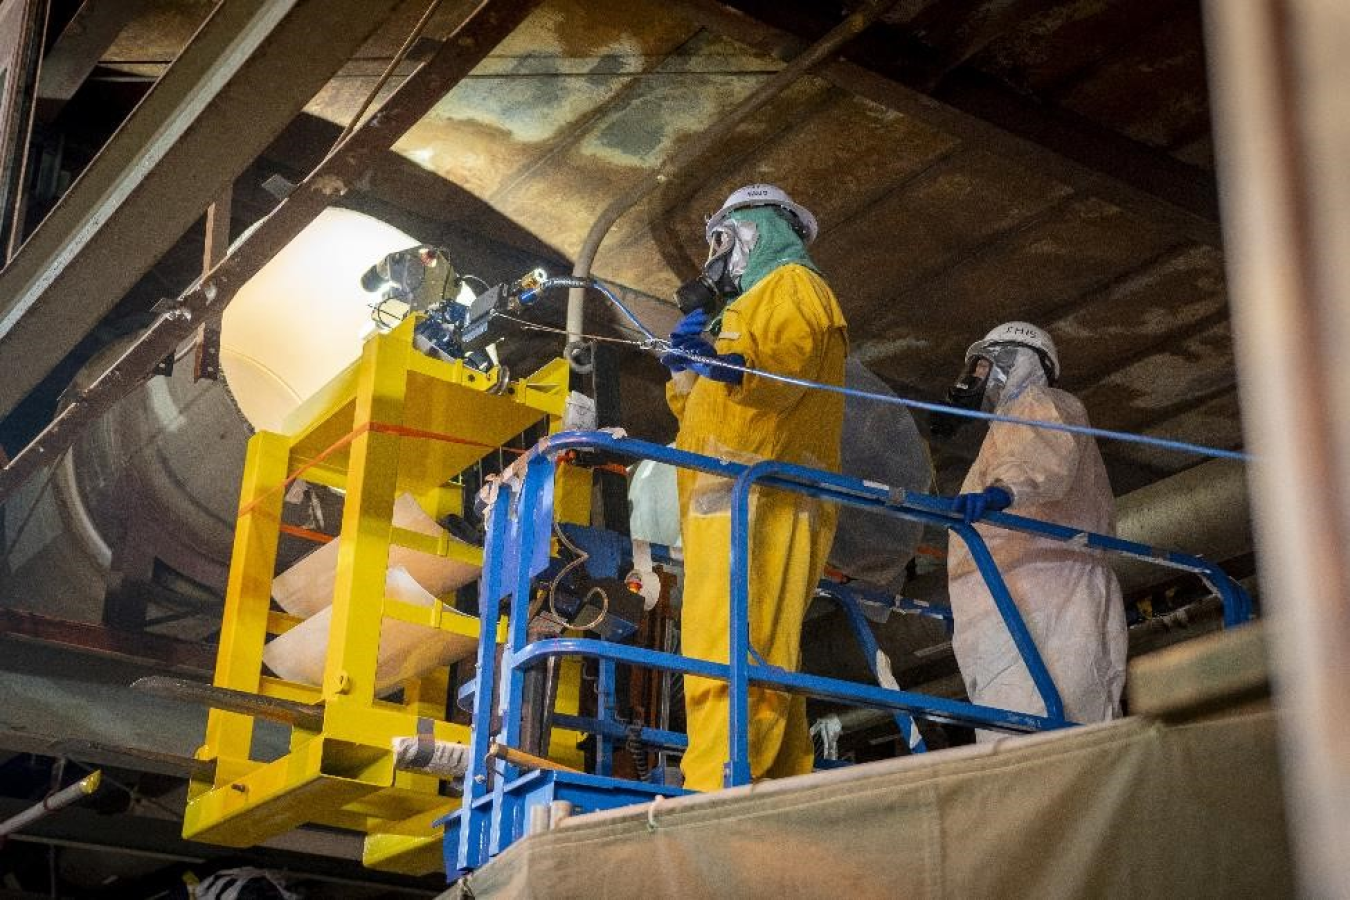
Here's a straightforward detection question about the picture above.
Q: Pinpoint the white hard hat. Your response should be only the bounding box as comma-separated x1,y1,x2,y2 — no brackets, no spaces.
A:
705,183,819,245
966,321,1061,382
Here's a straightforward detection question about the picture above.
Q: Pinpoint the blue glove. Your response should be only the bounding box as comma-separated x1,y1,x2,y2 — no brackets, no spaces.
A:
660,308,744,384
952,485,1013,523
694,352,745,385
661,308,712,373
671,308,709,343
661,343,745,384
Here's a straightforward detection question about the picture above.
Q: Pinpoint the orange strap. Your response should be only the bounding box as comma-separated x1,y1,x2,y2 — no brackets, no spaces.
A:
279,523,335,544
237,420,528,520
555,449,628,479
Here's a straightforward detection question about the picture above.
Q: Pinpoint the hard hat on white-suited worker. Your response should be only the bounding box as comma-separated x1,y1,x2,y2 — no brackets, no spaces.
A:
705,183,819,245
965,321,1061,383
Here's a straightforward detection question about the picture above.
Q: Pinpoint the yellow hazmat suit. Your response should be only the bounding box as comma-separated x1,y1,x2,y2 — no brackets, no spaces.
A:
947,378,1128,736
667,263,848,791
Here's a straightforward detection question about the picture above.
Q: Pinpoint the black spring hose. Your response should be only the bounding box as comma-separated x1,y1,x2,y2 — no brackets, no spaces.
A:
625,724,650,782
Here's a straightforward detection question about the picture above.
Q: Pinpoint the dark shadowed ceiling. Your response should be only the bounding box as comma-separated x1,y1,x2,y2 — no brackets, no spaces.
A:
51,0,1238,494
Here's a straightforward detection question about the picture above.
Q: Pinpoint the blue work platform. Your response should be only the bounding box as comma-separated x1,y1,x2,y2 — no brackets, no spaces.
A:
440,431,1254,878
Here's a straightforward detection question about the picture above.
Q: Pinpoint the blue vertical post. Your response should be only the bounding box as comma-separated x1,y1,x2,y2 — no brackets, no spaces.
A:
489,455,556,856
1203,565,1253,626
826,589,928,753
951,522,1066,723
596,658,616,777
454,485,513,875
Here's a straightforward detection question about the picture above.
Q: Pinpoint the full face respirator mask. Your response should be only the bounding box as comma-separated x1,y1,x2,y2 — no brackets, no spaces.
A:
929,344,1028,437
674,220,757,315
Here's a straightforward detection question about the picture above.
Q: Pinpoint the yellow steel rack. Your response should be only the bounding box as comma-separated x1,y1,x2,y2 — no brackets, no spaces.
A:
184,319,588,875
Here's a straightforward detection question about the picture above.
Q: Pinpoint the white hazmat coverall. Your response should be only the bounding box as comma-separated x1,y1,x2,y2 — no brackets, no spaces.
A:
947,354,1128,737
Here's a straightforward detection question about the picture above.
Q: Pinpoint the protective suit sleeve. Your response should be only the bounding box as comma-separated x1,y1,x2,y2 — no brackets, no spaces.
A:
716,266,844,413
982,388,1088,507
665,371,697,422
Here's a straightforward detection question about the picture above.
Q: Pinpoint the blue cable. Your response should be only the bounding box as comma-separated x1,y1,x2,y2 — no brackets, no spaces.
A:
542,278,659,342
553,277,1252,463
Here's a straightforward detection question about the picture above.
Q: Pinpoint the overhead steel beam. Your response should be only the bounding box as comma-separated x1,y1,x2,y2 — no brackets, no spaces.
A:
0,0,543,507
0,607,214,675
671,0,1221,246
0,0,408,423
35,0,150,119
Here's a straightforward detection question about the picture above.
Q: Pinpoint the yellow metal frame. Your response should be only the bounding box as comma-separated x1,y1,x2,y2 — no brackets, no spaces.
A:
185,319,588,875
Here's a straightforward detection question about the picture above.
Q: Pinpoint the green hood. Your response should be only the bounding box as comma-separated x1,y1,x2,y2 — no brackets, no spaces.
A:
733,206,820,295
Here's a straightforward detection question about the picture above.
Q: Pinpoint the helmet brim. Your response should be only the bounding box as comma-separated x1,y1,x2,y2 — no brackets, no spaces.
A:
966,338,1060,383
706,199,819,245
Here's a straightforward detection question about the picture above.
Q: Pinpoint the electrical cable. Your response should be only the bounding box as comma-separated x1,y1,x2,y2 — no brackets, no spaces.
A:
461,273,492,293
544,523,610,632
661,345,1252,462
543,277,1251,463
491,312,649,348
329,0,445,154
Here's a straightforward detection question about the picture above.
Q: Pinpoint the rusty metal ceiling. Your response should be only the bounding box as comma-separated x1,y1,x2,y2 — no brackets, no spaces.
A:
91,0,1237,493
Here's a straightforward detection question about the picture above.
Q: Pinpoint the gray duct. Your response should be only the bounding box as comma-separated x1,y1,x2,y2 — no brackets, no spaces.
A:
1113,458,1252,594
0,343,249,627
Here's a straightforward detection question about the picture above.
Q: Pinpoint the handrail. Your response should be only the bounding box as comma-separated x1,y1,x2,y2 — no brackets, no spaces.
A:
534,430,1255,625
446,428,1256,874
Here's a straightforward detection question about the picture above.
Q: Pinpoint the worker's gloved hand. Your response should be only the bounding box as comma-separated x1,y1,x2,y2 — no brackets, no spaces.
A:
661,308,713,374
670,307,710,344
659,308,744,383
952,485,1013,523
660,344,746,385
692,352,745,385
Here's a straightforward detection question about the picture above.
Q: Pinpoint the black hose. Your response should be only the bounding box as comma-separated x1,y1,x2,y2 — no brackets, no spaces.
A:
625,723,650,782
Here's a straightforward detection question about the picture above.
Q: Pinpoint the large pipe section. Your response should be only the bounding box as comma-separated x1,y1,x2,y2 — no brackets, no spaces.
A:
563,0,897,364
0,0,544,508
0,209,419,622
1113,459,1252,594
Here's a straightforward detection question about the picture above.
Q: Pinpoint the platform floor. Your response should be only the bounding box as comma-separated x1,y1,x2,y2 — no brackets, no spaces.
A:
445,625,1290,899
446,706,1287,898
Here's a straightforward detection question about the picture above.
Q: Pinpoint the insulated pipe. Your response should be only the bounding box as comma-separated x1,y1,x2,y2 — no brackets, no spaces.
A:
1113,459,1251,594
0,770,101,838
563,0,897,365
0,210,416,621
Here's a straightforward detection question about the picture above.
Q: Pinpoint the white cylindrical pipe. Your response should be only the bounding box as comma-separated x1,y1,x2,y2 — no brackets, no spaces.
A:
220,208,421,432
0,210,420,621
0,770,101,837
1113,459,1252,593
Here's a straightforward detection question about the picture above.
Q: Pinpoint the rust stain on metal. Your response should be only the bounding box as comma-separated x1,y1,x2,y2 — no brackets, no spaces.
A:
826,148,1075,333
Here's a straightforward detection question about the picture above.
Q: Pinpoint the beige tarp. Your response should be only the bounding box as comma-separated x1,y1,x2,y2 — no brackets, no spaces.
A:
454,711,1291,899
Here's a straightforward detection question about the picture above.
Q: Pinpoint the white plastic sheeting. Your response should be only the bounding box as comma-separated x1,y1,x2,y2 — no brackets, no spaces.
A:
626,360,931,590
263,493,481,695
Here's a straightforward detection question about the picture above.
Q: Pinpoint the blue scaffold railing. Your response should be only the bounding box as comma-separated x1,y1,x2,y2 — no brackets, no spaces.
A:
441,430,1255,877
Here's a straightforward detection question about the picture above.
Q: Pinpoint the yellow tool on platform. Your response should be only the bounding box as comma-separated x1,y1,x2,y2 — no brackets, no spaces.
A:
184,318,589,875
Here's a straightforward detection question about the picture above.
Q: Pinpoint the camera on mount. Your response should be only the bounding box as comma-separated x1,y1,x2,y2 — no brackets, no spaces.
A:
360,245,549,372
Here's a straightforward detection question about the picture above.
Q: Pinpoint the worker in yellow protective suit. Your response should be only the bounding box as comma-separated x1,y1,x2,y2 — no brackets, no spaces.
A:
662,184,848,791
940,322,1128,738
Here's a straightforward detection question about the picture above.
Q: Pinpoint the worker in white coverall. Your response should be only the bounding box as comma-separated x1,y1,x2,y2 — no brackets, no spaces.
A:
661,184,848,790
941,322,1127,736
